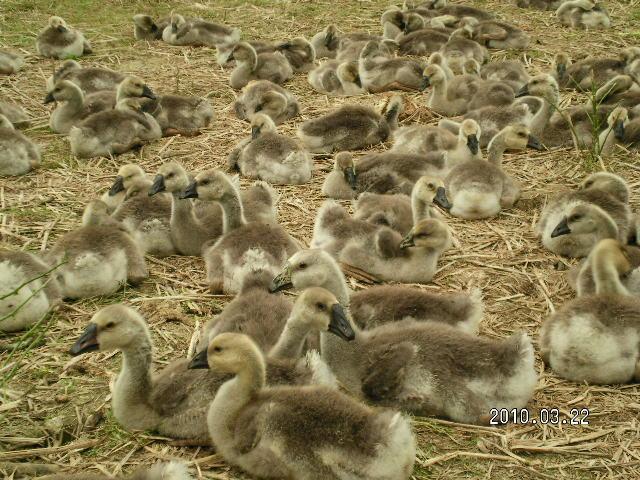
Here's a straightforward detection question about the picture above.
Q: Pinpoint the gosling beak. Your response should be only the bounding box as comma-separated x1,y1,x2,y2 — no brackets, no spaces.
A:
109,176,125,196
515,85,529,98
551,217,571,238
188,349,209,369
251,126,261,139
148,174,165,196
557,64,567,79
421,76,431,90
344,167,357,189
56,26,68,33
141,85,156,100
354,74,363,88
270,267,292,293
70,323,99,356
180,180,198,199
613,120,625,140
467,135,479,155
328,304,356,341
434,186,452,210
44,92,55,104
399,233,415,249
527,135,544,150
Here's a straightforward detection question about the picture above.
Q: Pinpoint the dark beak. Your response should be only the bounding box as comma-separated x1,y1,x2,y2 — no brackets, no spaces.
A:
421,76,430,90
328,304,355,341
44,92,55,104
515,85,529,98
434,186,452,210
56,26,68,33
467,135,479,155
270,268,292,293
399,233,415,249
171,23,178,33
557,64,566,79
613,120,625,140
251,126,261,139
109,176,125,196
527,135,544,150
141,85,156,100
148,174,165,196
188,349,209,369
551,218,571,238
179,180,198,199
354,74,363,88
70,323,99,356
344,167,357,189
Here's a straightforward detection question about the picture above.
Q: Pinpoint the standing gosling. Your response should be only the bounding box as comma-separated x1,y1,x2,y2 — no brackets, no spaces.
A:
540,239,640,383
229,42,293,90
227,113,312,184
0,250,61,332
446,125,543,219
36,16,92,59
189,331,416,480
0,114,40,176
297,96,403,153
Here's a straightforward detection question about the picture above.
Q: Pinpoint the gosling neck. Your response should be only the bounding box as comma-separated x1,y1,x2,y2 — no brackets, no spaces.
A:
320,324,363,394
592,209,620,242
429,78,448,105
317,266,352,306
592,253,629,296
412,195,432,225
63,85,86,114
529,92,556,138
269,316,309,360
486,135,507,167
219,188,247,233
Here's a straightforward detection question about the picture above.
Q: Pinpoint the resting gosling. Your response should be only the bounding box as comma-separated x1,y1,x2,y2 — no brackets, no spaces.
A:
190,331,416,480
162,13,240,47
274,37,316,73
310,25,379,59
69,98,162,158
308,60,366,96
181,170,300,294
297,96,403,153
540,239,640,383
599,107,639,155
358,40,427,92
46,60,125,94
228,114,312,185
43,461,193,480
47,201,148,299
0,114,40,176
0,250,61,332
133,14,170,41
536,172,632,258
0,50,24,75
36,16,91,59
556,0,610,29
150,94,214,136
271,249,483,332
461,17,530,50
517,0,563,9
229,42,293,90
100,164,148,213
446,125,543,219
234,80,300,124
0,101,30,128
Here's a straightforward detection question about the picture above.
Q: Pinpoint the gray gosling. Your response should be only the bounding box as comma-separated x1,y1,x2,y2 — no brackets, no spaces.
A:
446,125,543,219
234,80,300,124
308,60,366,96
0,50,24,75
229,42,293,90
321,150,447,199
336,37,395,62
536,172,632,258
297,96,403,153
517,0,563,9
271,249,483,333
180,170,299,294
0,250,61,332
69,98,162,158
553,50,640,91
101,163,148,213
274,37,316,73
481,59,530,91
0,114,41,176
396,27,450,57
358,40,427,92
381,7,425,39
133,14,170,41
460,16,530,50
189,331,416,480
427,52,455,80
439,26,489,74
310,25,379,59
228,113,312,185
0,101,30,128
41,461,193,480
36,16,91,59
556,0,610,29
162,13,240,47
540,239,640,384
46,60,126,94
599,107,639,155
47,201,148,299
149,94,214,137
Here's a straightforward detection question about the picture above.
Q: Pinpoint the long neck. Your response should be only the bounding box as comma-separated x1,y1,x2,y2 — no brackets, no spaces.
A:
593,255,628,296
269,318,309,360
593,210,620,241
486,136,506,166
412,195,431,224
529,95,555,137
170,192,198,232
320,327,362,394
430,78,447,103
61,87,85,116
219,189,246,233
322,268,352,306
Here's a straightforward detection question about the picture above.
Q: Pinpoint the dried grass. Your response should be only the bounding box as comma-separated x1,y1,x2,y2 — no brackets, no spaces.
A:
1,0,640,478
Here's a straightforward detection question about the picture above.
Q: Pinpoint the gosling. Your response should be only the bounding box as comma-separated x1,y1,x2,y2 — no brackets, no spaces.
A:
36,16,92,59
0,114,41,176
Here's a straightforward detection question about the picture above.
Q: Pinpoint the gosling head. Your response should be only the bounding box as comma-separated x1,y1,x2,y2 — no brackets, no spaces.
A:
550,204,604,238
170,13,186,33
287,288,355,341
149,161,190,196
49,16,69,33
381,8,405,29
337,61,361,86
118,76,156,100
81,200,110,226
516,74,559,102
621,46,640,66
399,218,451,250
188,332,263,374
44,80,80,104
250,113,277,139
254,90,287,117
579,171,629,203
270,249,338,293
124,178,153,201
422,64,446,89
278,37,315,57
413,176,451,210
70,304,150,355
496,124,543,151
404,13,425,32
0,114,14,130
180,169,234,201
334,151,357,189
462,58,481,76
109,164,146,197
133,14,157,32
553,53,571,79
605,106,629,141
232,42,258,68
460,119,481,155
115,98,144,113
427,52,447,67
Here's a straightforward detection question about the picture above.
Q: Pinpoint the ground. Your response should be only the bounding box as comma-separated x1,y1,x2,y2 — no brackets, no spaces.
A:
1,0,640,478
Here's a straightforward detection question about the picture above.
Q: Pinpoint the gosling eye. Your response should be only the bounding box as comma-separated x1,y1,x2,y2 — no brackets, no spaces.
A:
213,346,223,353
104,321,115,329
255,104,263,112
298,263,307,270
583,180,593,188
427,183,435,189
569,214,583,222
166,173,174,179
200,180,209,186
7,303,15,309
316,302,326,311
